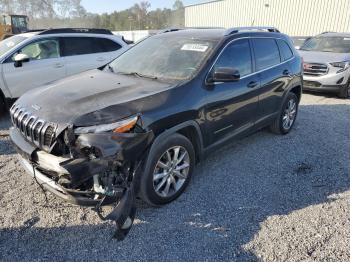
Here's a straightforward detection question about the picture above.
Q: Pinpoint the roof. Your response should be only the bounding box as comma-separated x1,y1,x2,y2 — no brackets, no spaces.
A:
17,32,41,38
157,28,226,40
318,32,350,38
155,27,283,41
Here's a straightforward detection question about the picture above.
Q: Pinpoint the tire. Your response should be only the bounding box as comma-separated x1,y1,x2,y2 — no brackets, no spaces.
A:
270,92,299,135
139,133,195,206
338,83,350,99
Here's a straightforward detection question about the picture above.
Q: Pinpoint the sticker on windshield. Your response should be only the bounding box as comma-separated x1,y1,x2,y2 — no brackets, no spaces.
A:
181,44,209,52
344,38,350,41
6,41,15,47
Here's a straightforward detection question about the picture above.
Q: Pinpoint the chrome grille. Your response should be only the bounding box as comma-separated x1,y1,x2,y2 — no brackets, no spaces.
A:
10,104,57,149
303,63,329,76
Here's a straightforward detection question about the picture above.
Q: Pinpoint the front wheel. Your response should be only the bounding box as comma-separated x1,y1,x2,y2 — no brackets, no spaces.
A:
270,92,299,135
139,133,195,206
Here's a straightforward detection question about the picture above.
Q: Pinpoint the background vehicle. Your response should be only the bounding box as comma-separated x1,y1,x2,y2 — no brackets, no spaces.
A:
299,32,350,98
0,28,129,116
9,27,302,239
0,14,28,40
290,36,311,49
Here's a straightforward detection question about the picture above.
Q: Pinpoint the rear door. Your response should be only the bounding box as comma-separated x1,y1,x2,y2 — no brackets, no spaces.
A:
61,37,118,76
2,37,65,98
205,38,260,144
251,38,292,122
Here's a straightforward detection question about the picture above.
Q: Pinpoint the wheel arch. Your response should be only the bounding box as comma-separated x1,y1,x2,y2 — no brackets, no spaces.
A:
289,85,302,103
149,120,204,164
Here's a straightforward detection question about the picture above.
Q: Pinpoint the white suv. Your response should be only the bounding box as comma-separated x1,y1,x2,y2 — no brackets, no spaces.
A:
0,28,129,114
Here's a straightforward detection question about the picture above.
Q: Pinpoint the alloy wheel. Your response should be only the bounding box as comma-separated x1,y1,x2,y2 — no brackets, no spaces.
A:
282,98,297,130
153,146,190,198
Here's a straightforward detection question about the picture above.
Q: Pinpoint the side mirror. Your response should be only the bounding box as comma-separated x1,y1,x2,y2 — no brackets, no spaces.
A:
209,67,240,83
14,53,30,68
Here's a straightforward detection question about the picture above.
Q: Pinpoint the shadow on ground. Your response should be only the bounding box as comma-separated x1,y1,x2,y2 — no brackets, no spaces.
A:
0,103,350,261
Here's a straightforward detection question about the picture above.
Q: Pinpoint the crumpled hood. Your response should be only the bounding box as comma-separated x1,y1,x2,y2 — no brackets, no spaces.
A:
298,50,350,64
15,69,175,125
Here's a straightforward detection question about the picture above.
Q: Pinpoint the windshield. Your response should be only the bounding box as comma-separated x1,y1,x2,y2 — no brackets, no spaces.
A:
0,35,27,57
300,37,350,53
109,36,217,81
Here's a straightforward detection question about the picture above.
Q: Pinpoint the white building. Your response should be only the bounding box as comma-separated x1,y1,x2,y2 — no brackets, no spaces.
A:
185,0,350,36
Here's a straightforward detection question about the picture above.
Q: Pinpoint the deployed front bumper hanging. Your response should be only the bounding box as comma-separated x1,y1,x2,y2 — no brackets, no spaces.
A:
10,126,154,240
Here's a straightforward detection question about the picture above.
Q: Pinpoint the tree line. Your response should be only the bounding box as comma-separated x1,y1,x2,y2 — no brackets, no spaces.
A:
0,0,185,30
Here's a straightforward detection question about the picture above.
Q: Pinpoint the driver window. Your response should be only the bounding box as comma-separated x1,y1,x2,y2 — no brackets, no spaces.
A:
215,39,253,77
15,39,60,61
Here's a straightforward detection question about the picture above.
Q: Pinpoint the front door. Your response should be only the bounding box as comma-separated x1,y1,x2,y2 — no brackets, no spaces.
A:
204,39,260,144
2,38,65,98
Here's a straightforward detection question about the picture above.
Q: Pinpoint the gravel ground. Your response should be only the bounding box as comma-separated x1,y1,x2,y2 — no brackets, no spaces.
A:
0,93,349,262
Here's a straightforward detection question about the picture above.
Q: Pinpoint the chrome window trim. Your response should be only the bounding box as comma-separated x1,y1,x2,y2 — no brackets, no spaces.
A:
205,36,295,85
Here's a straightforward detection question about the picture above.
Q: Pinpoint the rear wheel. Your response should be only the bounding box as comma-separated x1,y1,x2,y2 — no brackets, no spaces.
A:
270,92,299,135
139,133,195,206
338,83,350,99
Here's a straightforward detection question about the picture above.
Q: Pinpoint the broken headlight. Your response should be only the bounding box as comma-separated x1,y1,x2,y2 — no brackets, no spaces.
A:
74,115,139,134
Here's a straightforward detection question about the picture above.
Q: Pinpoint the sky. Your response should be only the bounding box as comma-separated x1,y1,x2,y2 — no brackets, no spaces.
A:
81,0,207,14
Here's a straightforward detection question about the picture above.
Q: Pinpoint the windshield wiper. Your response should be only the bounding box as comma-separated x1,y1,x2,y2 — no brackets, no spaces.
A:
118,71,158,80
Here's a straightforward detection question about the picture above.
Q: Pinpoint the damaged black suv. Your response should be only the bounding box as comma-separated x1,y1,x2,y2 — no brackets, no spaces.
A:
10,27,302,239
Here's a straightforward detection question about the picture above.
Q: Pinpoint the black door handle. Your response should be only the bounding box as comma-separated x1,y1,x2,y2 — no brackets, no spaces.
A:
283,69,291,76
247,81,258,88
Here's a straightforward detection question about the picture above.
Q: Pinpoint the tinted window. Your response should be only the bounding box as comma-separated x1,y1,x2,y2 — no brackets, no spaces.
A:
215,39,252,77
62,37,106,56
16,38,60,60
98,38,122,52
252,38,281,71
277,39,293,61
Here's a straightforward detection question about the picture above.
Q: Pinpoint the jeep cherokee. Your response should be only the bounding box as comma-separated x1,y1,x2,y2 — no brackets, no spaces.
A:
9,27,303,239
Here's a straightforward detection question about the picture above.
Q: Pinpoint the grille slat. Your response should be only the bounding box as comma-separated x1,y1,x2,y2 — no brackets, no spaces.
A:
304,63,328,76
10,105,57,150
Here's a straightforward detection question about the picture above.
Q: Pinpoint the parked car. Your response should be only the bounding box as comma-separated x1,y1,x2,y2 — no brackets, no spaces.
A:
0,28,129,115
9,27,302,239
299,32,350,98
290,36,311,49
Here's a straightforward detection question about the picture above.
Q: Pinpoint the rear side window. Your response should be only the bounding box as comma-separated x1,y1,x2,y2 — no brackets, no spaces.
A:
97,38,122,52
252,38,281,71
62,37,120,56
214,39,253,77
277,39,293,61
62,37,97,56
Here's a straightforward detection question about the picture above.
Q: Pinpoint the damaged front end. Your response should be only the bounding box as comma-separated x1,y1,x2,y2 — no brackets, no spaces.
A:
10,108,154,240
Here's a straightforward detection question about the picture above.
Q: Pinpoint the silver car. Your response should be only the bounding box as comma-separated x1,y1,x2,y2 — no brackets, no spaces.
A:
299,33,350,98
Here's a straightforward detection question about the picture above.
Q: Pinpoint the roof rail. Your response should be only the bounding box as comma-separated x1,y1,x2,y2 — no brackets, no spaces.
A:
158,28,184,34
319,31,336,35
38,28,113,35
159,27,224,34
224,26,280,36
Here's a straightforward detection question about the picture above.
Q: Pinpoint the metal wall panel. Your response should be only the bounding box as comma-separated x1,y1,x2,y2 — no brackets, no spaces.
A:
185,0,350,36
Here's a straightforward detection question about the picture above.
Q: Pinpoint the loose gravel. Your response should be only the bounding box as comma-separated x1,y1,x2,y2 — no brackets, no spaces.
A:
0,93,349,262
